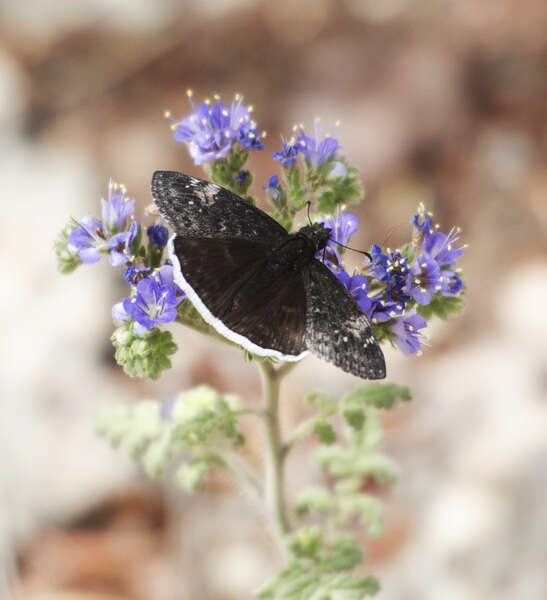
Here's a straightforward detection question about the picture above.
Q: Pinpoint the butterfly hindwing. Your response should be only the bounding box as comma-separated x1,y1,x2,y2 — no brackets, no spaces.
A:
304,260,386,379
153,171,289,243
172,236,308,359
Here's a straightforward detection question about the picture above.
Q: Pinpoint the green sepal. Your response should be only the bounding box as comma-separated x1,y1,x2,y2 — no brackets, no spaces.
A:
417,291,466,320
111,322,177,380
55,223,81,274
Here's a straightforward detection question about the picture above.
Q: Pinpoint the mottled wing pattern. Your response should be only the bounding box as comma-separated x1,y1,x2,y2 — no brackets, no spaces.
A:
173,237,308,357
304,260,386,379
152,171,288,243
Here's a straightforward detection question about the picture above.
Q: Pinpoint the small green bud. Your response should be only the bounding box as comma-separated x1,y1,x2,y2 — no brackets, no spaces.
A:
55,223,81,274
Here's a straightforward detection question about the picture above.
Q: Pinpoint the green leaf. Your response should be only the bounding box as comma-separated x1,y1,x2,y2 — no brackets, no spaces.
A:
343,383,411,411
417,293,465,320
306,391,337,416
296,486,334,517
319,543,362,573
315,421,336,445
342,408,365,430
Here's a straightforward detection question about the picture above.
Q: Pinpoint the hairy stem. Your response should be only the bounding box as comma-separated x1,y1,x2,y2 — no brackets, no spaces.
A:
259,361,291,557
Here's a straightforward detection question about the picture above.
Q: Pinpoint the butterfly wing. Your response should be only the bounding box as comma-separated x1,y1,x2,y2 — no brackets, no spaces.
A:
304,260,386,379
152,171,289,243
171,236,308,360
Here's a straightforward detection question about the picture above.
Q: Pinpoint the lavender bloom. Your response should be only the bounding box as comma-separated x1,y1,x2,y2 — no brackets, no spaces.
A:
328,161,348,179
112,301,149,337
407,253,441,305
235,170,249,183
107,221,138,267
273,138,299,168
390,310,428,355
412,211,432,234
368,295,405,323
317,212,359,272
423,228,464,267
439,269,463,295
337,270,373,314
68,216,108,264
297,121,340,167
171,92,262,165
147,225,169,248
124,264,152,284
152,264,185,297
101,181,135,232
123,277,181,330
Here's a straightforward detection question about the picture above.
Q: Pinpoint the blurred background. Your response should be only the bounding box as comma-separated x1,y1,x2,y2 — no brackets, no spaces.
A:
1,0,546,598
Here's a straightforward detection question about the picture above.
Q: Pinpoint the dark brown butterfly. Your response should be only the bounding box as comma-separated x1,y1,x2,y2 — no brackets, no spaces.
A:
151,171,385,379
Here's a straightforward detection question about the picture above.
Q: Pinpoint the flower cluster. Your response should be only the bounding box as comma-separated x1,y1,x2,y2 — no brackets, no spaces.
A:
168,90,263,166
317,204,465,356
57,91,466,374
56,180,186,378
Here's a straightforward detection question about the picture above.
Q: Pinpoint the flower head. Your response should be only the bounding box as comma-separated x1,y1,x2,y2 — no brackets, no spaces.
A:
390,309,428,355
112,301,149,337
273,138,300,168
171,92,262,165
337,270,373,314
123,277,181,330
68,216,108,264
297,119,340,168
124,264,152,284
422,228,463,267
407,253,441,305
107,221,138,267
151,264,185,296
147,224,169,248
317,212,359,272
101,181,135,232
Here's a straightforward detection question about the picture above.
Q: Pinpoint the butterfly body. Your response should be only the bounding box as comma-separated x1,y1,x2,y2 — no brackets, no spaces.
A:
152,171,386,379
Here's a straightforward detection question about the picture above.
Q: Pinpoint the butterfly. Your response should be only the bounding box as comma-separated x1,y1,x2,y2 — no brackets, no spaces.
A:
151,171,386,379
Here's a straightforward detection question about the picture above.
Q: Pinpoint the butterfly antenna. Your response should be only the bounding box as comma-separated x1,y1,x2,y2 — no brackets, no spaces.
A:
331,239,372,262
306,201,312,226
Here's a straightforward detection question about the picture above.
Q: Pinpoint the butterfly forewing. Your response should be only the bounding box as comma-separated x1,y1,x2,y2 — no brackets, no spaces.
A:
304,261,386,379
153,171,288,243
172,237,308,359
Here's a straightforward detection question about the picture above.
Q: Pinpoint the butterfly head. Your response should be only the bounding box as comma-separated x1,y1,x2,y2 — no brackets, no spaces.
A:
298,222,332,253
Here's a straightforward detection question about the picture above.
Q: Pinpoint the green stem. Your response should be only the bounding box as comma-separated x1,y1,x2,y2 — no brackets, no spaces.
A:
259,360,292,557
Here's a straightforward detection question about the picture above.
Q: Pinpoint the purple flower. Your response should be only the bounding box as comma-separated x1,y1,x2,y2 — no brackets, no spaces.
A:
273,138,299,168
439,269,463,295
123,277,181,330
151,264,185,297
68,216,108,264
147,224,169,248
368,295,405,323
423,228,463,267
337,270,373,314
112,301,149,337
328,161,348,179
235,170,249,183
407,253,441,305
101,181,135,232
171,92,262,165
297,121,340,167
316,212,359,272
412,206,432,235
107,221,138,267
124,264,152,284
390,310,428,355
263,175,282,204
